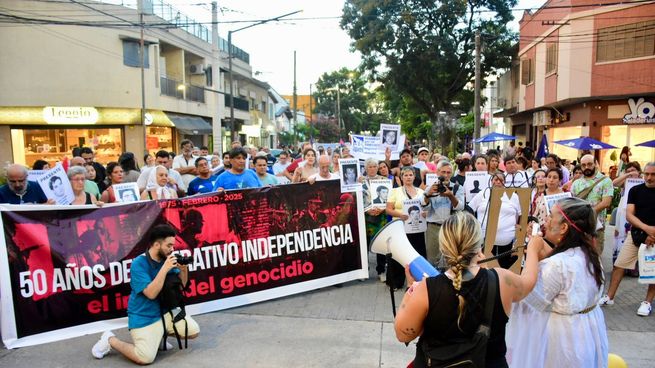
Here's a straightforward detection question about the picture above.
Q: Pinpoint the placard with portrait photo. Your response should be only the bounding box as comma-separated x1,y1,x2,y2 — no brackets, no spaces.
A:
379,123,400,151
37,164,74,205
368,179,392,209
403,198,426,234
338,158,362,193
113,182,140,203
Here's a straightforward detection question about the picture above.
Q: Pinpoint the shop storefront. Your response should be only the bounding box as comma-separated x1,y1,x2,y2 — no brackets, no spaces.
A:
540,96,655,171
0,106,175,167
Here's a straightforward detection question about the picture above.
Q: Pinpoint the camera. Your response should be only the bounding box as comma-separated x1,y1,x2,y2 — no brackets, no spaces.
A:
175,254,193,266
436,176,451,194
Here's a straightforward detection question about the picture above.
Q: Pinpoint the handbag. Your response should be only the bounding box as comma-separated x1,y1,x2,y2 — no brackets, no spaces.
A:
419,269,498,368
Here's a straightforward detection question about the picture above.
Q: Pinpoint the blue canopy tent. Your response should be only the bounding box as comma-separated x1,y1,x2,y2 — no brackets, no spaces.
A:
636,139,655,148
475,132,517,143
553,137,616,150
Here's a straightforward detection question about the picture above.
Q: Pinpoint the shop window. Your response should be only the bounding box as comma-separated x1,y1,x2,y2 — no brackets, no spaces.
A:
123,40,150,68
12,128,123,168
546,43,557,74
146,126,173,154
597,21,655,62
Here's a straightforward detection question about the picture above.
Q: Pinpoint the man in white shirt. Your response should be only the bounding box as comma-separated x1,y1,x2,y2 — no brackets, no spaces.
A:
308,155,339,183
503,154,529,188
273,151,291,176
172,140,197,189
137,150,186,193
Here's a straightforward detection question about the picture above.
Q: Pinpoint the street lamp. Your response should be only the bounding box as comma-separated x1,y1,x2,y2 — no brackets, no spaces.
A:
227,10,301,143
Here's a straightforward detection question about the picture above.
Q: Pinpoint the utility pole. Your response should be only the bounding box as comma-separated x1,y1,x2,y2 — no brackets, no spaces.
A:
211,1,222,154
138,0,147,155
293,50,298,144
309,83,313,143
474,30,481,154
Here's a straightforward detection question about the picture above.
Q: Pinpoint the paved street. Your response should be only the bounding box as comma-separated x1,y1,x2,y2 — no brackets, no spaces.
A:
1,225,653,367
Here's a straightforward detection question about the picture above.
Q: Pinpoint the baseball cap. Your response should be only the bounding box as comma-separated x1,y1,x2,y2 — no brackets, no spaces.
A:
417,147,429,155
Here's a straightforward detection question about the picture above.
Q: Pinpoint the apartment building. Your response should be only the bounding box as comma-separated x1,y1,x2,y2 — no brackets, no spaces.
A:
0,0,275,167
508,0,655,169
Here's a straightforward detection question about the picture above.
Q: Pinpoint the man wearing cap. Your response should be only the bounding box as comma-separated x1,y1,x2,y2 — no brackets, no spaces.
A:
298,197,327,230
414,147,437,172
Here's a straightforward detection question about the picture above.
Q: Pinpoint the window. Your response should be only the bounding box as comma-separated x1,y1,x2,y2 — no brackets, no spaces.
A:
546,43,557,74
122,41,150,68
521,58,534,85
597,21,655,62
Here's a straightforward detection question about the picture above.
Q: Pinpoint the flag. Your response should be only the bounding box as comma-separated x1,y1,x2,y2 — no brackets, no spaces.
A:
536,134,549,160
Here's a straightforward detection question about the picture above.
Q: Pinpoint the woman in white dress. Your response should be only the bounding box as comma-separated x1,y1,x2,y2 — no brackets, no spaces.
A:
505,196,608,368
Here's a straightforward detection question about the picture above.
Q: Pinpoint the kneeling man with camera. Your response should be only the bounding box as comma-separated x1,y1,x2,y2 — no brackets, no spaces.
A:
92,224,200,364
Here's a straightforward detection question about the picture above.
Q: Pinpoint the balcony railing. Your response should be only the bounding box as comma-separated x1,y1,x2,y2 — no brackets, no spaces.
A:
160,76,183,99
186,84,205,103
160,76,205,103
224,94,249,111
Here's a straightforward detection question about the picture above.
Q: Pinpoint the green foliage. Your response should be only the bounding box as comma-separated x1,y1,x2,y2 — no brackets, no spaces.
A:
341,0,517,143
313,67,391,137
277,131,296,147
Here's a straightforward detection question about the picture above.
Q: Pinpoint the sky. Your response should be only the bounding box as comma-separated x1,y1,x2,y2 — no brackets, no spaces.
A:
166,0,547,95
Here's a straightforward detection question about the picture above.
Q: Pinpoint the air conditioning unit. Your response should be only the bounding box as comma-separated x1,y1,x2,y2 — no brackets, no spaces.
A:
189,64,205,75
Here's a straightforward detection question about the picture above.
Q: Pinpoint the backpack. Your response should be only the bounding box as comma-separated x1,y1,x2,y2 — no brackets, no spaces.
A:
146,252,189,350
417,269,498,368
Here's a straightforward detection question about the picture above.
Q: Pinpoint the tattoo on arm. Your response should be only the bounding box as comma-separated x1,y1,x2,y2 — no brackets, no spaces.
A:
401,327,416,337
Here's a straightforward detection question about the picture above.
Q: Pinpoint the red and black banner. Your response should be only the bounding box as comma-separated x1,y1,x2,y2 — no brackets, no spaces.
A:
0,181,367,348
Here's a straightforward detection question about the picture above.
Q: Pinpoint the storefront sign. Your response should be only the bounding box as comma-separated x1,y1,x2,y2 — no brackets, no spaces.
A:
623,98,655,124
42,106,99,124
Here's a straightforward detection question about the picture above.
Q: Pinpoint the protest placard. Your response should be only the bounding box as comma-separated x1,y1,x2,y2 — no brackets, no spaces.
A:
368,179,391,209
403,198,426,234
339,158,362,193
112,182,140,203
464,171,491,203
380,124,400,152
37,165,74,205
544,192,572,216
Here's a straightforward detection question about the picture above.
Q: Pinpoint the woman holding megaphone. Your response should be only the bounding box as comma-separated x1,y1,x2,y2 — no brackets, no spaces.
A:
394,211,545,368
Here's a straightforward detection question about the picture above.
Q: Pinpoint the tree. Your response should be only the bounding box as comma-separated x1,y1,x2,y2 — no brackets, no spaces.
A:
342,0,516,144
313,68,375,138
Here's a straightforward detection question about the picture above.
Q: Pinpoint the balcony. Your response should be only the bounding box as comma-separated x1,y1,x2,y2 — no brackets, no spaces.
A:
161,76,183,99
224,95,249,111
160,76,205,103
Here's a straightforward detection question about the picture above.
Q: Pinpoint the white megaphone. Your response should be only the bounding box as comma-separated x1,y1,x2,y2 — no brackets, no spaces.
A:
370,220,439,281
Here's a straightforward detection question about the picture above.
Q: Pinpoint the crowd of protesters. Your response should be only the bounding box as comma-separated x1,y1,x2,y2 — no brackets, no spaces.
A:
2,137,654,366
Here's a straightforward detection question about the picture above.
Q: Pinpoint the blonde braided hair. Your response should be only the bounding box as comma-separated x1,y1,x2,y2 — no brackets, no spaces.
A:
438,212,483,330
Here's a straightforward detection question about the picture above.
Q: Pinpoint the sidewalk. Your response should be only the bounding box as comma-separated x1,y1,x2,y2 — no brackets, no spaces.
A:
1,227,653,367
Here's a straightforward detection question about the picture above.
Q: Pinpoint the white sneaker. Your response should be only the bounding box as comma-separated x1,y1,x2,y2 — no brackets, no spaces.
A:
378,273,386,283
637,301,652,316
92,330,114,359
159,340,174,351
599,294,614,306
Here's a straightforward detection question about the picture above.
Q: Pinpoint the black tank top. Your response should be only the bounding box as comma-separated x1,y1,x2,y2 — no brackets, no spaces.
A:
416,268,509,367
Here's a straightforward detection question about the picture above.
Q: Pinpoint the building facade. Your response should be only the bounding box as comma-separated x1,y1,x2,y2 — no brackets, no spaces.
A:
0,0,276,167
512,0,655,170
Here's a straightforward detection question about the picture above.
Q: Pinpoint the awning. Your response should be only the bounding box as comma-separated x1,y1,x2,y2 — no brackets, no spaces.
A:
165,113,212,135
